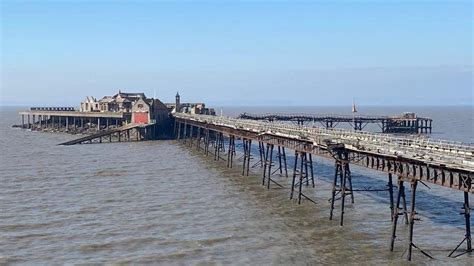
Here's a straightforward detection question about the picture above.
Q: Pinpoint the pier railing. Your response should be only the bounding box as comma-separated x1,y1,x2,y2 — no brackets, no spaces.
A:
174,113,473,171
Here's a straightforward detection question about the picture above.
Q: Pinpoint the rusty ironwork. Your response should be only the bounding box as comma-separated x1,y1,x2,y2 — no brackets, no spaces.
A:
238,112,433,134
173,113,473,261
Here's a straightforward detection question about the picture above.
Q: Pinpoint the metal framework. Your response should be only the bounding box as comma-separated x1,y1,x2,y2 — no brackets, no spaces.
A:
238,112,433,134
174,113,472,261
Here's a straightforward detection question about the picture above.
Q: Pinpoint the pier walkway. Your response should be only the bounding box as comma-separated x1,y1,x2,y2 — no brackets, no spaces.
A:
238,112,433,134
173,113,472,261
59,123,153,145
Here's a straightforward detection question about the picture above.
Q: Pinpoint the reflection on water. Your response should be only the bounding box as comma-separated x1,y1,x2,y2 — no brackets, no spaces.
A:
0,106,472,264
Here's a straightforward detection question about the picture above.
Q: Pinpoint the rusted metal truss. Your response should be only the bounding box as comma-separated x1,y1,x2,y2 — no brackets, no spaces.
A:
174,114,473,261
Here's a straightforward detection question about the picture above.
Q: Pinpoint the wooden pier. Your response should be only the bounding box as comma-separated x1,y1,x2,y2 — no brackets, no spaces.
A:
239,113,433,134
174,113,472,261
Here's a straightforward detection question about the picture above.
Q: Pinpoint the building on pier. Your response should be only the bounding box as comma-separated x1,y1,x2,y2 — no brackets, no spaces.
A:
80,96,98,112
166,92,216,115
17,90,176,138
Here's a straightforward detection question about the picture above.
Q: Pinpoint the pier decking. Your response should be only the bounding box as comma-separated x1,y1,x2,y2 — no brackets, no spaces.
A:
173,113,472,261
18,110,129,133
238,112,433,134
59,123,154,145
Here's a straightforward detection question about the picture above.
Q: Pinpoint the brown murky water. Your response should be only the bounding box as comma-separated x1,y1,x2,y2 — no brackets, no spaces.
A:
1,106,472,264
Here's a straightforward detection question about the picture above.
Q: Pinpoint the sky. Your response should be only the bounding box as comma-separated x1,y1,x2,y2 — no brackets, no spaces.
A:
0,0,472,106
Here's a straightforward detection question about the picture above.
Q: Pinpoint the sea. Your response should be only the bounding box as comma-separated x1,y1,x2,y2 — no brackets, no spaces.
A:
1,105,473,265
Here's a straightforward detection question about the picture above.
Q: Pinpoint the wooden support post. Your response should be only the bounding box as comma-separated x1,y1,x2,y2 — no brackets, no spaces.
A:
27,114,30,129
21,114,24,128
66,116,69,132
97,117,100,131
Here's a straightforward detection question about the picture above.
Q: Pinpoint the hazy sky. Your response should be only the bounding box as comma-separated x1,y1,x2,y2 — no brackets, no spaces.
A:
1,0,472,106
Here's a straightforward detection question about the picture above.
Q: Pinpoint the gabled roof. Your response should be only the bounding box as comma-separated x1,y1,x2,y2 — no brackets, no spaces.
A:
83,96,97,103
99,96,114,103
133,97,150,107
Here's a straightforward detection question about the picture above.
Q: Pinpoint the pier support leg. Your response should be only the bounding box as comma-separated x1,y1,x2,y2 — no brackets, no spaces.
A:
245,140,252,176
263,144,274,189
282,147,288,177
227,135,235,168
267,144,274,189
401,183,409,224
449,192,472,257
242,139,248,176
205,129,210,156
298,152,305,204
329,149,353,225
390,178,403,252
309,153,315,187
290,151,299,200
262,144,269,185
196,127,201,150
407,180,418,261
258,142,265,167
21,115,24,129
183,123,187,143
388,173,394,221
303,153,309,186
277,146,283,175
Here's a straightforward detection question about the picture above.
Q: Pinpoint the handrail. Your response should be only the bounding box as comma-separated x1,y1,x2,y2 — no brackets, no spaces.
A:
239,112,432,121
174,113,474,171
